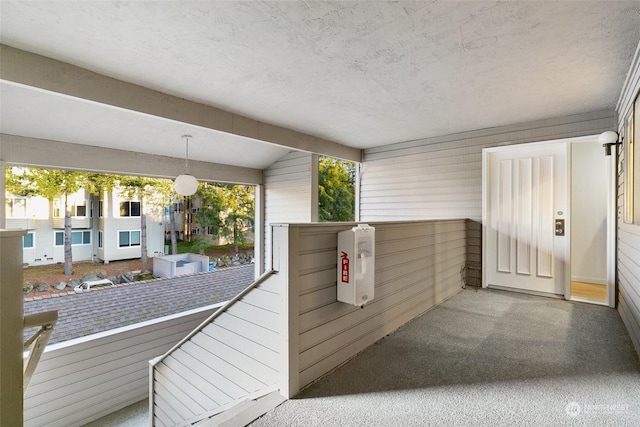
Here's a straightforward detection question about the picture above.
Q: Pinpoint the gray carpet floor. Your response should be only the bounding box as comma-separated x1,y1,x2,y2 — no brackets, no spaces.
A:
251,288,640,426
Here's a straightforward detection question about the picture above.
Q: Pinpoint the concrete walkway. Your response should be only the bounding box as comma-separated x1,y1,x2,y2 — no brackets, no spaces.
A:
23,265,254,345
252,288,640,426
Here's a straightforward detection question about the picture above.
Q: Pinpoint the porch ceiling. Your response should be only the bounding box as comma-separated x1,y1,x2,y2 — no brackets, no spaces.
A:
1,1,639,169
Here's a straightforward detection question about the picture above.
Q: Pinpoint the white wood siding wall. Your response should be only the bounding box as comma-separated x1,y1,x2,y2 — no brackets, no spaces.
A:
361,110,615,223
23,305,221,427
263,151,317,269
277,220,467,395
360,111,615,282
151,273,283,426
616,41,640,355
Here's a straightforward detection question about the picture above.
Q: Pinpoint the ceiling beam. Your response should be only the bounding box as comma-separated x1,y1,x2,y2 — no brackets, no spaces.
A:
0,45,362,163
0,134,263,185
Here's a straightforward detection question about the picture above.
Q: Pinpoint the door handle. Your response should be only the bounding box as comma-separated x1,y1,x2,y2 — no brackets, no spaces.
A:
555,219,565,236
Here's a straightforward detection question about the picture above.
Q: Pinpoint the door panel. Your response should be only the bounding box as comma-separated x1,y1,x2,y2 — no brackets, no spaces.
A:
486,143,567,296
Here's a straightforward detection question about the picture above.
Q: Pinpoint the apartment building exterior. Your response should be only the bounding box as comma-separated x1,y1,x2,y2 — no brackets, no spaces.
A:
5,187,165,265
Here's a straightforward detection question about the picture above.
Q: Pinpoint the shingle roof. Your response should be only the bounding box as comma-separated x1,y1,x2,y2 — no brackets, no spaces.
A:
23,265,254,345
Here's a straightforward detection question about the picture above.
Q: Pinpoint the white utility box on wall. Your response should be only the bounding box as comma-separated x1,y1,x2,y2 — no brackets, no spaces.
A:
337,224,375,306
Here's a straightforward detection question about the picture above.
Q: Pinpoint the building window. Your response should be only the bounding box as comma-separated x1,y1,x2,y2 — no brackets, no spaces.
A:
23,232,35,248
6,197,27,218
55,231,91,246
98,231,103,249
53,200,61,217
119,230,141,247
120,201,141,217
99,200,104,217
72,204,87,217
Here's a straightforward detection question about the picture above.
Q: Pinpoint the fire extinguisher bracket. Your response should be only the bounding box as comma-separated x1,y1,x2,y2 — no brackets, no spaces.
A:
337,224,375,306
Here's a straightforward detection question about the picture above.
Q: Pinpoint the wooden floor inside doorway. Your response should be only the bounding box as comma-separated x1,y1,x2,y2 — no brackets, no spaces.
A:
571,281,607,303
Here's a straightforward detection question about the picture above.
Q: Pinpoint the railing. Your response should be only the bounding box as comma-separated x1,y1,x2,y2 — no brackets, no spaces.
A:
24,304,222,427
52,217,92,229
5,217,37,229
152,269,276,363
150,269,280,426
23,310,58,391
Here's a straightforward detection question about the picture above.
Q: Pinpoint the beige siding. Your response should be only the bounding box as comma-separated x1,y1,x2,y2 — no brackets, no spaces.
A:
52,217,91,229
99,191,164,263
23,305,220,427
151,272,282,426
361,110,615,223
360,111,615,295
618,225,640,352
5,218,37,229
277,220,467,394
104,218,141,260
263,151,317,269
150,219,470,422
616,41,640,355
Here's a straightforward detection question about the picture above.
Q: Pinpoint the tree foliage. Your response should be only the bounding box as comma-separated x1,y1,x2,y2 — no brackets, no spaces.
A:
196,183,254,252
6,167,88,275
318,156,355,222
5,167,177,271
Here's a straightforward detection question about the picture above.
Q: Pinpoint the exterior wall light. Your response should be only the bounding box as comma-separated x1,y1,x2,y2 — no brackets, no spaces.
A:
599,130,623,156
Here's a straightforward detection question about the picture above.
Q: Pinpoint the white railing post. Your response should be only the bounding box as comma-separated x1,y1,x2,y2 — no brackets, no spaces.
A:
1,229,26,427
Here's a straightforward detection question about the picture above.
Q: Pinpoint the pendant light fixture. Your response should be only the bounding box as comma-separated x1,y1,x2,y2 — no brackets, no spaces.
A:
174,134,199,196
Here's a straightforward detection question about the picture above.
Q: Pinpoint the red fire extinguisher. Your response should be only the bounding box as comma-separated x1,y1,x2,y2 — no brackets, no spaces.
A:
341,251,350,283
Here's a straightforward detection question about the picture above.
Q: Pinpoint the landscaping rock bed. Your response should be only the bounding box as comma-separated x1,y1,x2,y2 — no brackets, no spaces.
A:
21,249,254,299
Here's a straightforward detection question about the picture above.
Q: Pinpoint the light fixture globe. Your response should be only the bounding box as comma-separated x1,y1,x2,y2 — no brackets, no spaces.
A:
598,131,618,145
174,134,199,196
174,174,199,196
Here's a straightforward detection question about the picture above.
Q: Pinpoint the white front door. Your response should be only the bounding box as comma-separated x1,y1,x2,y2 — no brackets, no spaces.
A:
484,142,568,296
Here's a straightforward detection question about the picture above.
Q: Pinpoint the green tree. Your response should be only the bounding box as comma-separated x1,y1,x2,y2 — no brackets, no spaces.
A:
6,167,87,275
196,183,254,252
223,184,255,252
318,156,355,222
195,183,225,240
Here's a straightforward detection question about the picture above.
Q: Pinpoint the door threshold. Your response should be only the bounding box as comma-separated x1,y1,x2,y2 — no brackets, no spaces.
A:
486,285,564,300
569,296,609,307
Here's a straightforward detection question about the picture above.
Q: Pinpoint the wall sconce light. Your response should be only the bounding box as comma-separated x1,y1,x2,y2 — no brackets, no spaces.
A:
598,131,623,156
174,135,199,196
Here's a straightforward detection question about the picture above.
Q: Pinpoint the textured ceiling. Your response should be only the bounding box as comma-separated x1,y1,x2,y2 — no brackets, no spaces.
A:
1,1,639,167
